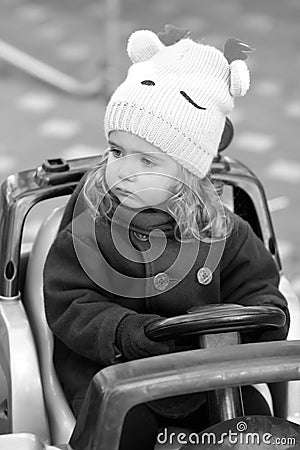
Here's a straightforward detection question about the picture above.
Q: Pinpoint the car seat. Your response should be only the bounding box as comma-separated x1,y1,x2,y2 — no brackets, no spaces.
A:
23,205,75,445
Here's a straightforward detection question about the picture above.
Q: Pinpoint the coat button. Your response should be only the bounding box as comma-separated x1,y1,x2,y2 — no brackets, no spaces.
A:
197,267,213,285
153,272,170,291
133,231,149,241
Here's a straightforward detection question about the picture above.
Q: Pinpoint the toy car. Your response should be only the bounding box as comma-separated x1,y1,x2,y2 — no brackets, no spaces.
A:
0,119,300,450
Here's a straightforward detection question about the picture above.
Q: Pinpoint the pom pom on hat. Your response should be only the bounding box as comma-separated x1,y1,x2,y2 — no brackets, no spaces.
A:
229,60,250,97
127,30,165,63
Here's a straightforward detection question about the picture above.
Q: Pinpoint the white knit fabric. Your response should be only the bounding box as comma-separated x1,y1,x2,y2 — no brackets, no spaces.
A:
104,30,246,178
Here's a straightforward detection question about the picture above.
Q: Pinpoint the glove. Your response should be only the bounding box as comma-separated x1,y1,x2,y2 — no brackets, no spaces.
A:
115,313,175,361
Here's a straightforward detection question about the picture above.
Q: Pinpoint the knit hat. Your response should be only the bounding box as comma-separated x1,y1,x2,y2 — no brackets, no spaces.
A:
104,25,252,178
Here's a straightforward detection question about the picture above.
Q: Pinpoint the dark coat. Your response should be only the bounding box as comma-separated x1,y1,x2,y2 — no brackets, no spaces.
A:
43,196,289,417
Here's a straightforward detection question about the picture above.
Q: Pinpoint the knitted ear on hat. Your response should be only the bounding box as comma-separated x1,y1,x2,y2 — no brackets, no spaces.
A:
127,30,165,63
157,24,190,46
224,38,254,97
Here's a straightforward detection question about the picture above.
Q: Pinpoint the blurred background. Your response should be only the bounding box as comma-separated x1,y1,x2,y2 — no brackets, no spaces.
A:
0,0,299,297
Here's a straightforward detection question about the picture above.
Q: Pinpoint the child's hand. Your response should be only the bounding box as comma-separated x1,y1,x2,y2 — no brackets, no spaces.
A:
115,313,175,361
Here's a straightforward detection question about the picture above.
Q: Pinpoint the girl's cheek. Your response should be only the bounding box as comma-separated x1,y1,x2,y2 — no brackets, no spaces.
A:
173,181,182,194
104,167,112,187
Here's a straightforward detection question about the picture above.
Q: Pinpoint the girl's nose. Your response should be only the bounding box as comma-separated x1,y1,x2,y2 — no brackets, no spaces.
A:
118,156,137,181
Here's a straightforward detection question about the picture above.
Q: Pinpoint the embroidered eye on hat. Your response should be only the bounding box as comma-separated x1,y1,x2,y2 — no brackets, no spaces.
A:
104,25,253,178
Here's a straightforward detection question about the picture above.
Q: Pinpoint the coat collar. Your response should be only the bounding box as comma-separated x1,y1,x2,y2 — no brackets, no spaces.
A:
105,201,176,238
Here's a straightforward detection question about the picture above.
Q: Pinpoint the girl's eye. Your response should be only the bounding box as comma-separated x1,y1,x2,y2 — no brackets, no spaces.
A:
110,148,122,158
141,157,155,167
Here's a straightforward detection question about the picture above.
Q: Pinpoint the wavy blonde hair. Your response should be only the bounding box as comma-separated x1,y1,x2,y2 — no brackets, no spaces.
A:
83,149,233,242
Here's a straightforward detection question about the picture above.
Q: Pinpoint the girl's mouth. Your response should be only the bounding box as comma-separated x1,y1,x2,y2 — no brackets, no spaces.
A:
116,187,132,196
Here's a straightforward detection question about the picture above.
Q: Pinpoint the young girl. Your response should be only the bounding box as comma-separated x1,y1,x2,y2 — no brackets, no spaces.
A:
43,27,289,450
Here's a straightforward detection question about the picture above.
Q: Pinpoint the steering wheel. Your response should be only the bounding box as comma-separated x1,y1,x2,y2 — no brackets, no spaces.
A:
145,304,286,424
145,304,286,341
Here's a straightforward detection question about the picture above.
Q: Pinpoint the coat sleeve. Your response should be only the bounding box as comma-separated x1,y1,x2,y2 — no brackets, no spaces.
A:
43,228,136,366
220,216,290,342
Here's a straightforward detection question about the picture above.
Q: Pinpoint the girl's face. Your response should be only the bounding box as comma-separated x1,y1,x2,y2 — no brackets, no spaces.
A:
105,131,180,209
